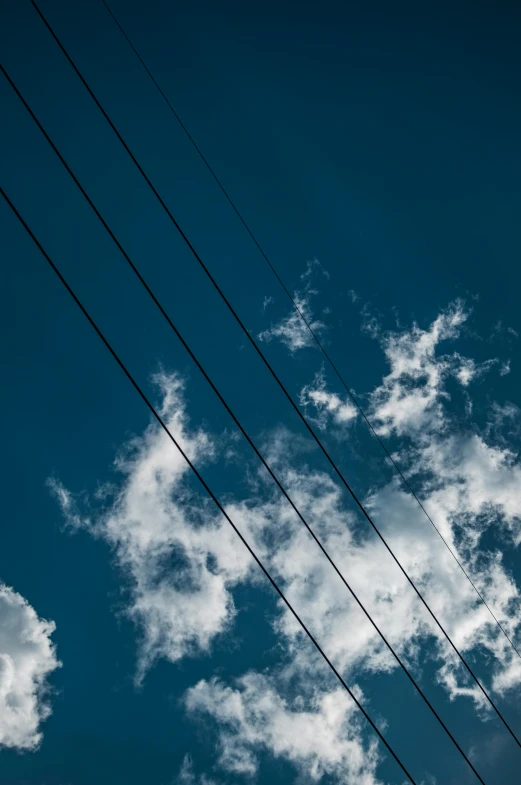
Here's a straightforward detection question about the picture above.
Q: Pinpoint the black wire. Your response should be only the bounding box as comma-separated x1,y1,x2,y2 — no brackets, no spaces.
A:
98,0,521,664
29,0,521,750
1,187,420,785
1,65,489,785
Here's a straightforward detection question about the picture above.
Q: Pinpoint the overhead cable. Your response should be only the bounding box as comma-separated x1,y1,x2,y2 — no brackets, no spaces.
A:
28,0,521,750
2,186,419,785
2,65,489,784
98,0,521,664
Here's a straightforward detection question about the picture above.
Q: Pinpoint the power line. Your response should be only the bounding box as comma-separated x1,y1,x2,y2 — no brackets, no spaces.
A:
29,0,521,750
2,187,420,785
1,66,489,785
98,0,521,664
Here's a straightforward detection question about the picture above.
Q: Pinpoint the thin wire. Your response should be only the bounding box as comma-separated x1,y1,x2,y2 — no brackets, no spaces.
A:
29,0,521,750
98,0,521,663
1,65,489,784
2,187,419,785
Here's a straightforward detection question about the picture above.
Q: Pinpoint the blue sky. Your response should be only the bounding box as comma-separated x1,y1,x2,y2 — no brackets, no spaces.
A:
1,1,521,784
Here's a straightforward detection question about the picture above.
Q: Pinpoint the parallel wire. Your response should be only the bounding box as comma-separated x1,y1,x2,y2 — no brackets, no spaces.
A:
98,0,521,664
2,187,420,785
29,0,521,750
1,65,488,784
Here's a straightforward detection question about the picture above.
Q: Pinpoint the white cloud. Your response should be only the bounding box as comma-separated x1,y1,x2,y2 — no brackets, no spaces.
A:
289,300,521,706
0,583,59,750
258,293,326,353
486,401,521,442
258,261,330,353
185,673,382,785
368,300,471,436
407,432,521,546
365,480,521,705
49,372,256,679
300,368,358,430
247,460,521,698
299,301,494,437
309,300,503,441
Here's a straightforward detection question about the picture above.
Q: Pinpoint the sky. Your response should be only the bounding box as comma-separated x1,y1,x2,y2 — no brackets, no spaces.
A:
1,1,521,784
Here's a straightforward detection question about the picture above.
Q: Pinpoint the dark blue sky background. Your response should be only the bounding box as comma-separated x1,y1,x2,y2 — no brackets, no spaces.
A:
1,1,521,783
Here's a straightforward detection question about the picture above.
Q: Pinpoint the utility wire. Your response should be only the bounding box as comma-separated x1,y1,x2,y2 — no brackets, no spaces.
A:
98,0,521,664
1,65,489,784
29,0,521,749
2,186,420,785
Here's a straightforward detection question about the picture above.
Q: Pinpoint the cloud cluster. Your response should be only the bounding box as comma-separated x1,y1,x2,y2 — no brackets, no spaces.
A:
0,584,59,750
185,674,382,785
298,300,521,695
50,300,521,783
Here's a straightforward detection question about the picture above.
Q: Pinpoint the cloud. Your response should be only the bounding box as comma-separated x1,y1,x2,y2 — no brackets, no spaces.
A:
291,300,521,702
310,299,502,439
258,293,326,353
365,479,521,705
258,261,329,353
185,673,382,785
405,432,521,551
490,321,519,341
303,311,521,685
301,258,330,283
486,401,521,443
300,368,357,431
177,755,219,785
368,300,472,436
248,458,521,698
49,372,256,680
0,584,60,750
299,300,494,437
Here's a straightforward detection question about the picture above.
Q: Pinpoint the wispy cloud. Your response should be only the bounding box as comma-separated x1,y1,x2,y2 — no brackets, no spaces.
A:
301,258,330,283
258,261,329,353
300,367,357,430
258,293,326,353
